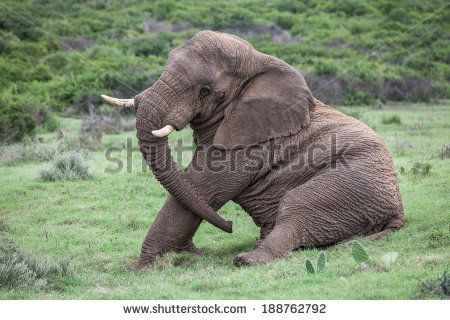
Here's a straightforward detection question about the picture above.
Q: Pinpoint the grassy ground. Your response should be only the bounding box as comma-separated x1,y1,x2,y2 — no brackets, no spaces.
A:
0,103,449,299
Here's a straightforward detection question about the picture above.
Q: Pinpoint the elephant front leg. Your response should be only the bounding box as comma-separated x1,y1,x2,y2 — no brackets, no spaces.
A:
136,195,202,268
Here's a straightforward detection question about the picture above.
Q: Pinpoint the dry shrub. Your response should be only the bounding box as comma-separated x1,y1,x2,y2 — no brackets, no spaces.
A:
39,151,92,181
439,144,450,159
0,142,57,165
0,237,73,290
381,77,434,102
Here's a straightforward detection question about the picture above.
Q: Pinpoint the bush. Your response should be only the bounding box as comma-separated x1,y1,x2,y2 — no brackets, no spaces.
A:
345,90,374,105
0,142,57,165
382,114,402,124
0,102,37,143
381,77,434,102
39,151,92,181
0,89,59,143
82,110,122,135
410,162,432,177
415,270,449,299
0,237,73,290
324,0,370,16
439,144,450,159
129,32,175,57
314,60,339,76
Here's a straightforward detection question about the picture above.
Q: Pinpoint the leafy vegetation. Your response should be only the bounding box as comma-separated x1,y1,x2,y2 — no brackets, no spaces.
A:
0,103,448,299
410,162,432,177
415,270,449,299
1,0,449,142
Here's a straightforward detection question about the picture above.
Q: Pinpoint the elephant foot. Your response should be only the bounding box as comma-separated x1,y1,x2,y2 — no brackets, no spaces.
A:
134,242,202,269
233,247,277,267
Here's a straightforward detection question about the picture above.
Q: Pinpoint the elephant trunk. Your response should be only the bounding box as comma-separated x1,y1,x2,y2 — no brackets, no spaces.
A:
135,88,233,233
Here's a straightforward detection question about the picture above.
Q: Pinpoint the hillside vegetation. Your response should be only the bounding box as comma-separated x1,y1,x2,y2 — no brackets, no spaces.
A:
1,0,449,142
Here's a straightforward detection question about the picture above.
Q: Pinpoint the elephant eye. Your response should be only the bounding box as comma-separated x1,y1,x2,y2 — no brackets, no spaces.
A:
200,86,211,97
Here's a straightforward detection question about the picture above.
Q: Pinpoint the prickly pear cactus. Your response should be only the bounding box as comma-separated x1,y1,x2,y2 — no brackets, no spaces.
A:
305,259,315,274
351,240,369,264
317,251,326,272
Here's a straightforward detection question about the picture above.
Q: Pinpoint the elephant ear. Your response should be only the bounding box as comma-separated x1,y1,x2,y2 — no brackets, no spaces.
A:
213,63,314,149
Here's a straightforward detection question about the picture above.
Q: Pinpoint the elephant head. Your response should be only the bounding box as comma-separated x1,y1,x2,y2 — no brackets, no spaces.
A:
101,31,314,235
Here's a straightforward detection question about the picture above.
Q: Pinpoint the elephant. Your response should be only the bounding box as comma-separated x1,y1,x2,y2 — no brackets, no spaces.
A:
101,30,404,268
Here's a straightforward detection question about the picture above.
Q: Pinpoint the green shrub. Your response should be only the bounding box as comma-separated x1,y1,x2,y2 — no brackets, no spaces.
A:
0,237,73,290
415,270,449,299
274,0,307,14
271,12,296,30
0,101,36,143
410,162,432,177
0,90,59,143
42,114,60,132
0,219,10,232
39,151,92,181
341,109,364,120
129,32,175,57
324,0,370,16
382,114,402,124
344,90,374,105
314,60,339,76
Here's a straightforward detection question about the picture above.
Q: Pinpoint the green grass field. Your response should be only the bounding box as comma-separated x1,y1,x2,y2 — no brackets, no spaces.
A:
0,103,449,299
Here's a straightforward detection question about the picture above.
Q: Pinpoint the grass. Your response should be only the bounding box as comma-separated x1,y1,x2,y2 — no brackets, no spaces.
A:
0,103,449,299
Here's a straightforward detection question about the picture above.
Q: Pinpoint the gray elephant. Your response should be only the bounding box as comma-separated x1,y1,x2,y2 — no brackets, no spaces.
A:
102,31,403,267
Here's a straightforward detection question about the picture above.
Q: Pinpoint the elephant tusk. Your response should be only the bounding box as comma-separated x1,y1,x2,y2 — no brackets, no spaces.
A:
101,94,134,108
152,125,175,137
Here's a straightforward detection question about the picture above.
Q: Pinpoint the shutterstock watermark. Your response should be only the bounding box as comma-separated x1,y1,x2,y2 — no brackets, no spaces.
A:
103,134,352,175
104,138,195,174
